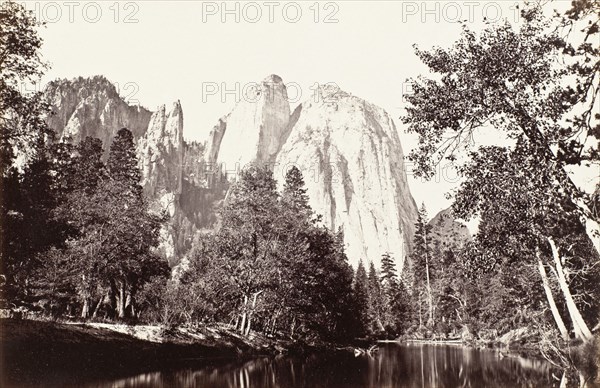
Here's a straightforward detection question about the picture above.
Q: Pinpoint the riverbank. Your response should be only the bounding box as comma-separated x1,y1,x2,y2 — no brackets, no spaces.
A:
0,318,337,387
397,326,599,385
3,319,598,386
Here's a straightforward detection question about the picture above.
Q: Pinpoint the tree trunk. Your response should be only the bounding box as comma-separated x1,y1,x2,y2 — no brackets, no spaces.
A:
239,295,248,334
81,273,90,319
244,291,262,336
125,292,136,318
515,106,600,259
537,253,568,341
424,229,434,327
425,261,433,326
108,281,117,319
377,317,385,332
548,237,594,342
92,295,105,319
271,315,278,335
116,282,126,319
81,298,90,319
418,293,423,328
559,371,567,388
244,316,253,336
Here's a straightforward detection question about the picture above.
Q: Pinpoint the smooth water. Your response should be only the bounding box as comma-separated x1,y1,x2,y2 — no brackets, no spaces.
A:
82,343,565,388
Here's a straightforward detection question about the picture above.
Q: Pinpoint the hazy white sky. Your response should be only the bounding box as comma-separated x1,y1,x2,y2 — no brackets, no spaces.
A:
25,0,579,219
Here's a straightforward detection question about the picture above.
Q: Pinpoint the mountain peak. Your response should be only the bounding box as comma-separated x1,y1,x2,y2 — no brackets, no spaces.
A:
429,207,472,249
45,76,152,147
263,74,283,84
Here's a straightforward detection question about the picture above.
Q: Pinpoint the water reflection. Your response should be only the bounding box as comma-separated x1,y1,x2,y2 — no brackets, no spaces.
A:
87,344,563,388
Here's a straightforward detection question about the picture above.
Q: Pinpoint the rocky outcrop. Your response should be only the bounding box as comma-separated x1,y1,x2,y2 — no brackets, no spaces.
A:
45,77,199,265
180,140,229,235
135,102,185,260
45,75,420,271
275,85,418,270
429,207,472,250
137,102,184,200
205,75,291,177
45,76,152,154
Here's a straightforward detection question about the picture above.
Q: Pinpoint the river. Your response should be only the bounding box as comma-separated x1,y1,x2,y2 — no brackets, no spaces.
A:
78,343,565,388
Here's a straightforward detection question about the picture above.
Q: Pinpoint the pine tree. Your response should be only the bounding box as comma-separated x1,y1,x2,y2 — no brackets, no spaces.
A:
411,203,434,327
106,129,166,318
1,148,65,302
282,166,311,214
378,253,411,336
368,261,385,333
107,128,143,201
353,259,370,336
73,137,105,195
381,252,398,286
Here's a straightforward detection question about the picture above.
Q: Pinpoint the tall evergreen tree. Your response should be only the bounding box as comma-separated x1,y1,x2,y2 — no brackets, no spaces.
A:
368,261,385,333
107,128,143,200
38,130,168,319
353,260,370,336
103,128,166,319
191,166,358,340
1,149,64,302
379,253,411,336
208,166,281,334
282,166,311,215
411,203,434,327
381,253,398,286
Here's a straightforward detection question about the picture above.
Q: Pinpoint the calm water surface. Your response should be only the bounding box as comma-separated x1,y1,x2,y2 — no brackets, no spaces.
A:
81,343,567,388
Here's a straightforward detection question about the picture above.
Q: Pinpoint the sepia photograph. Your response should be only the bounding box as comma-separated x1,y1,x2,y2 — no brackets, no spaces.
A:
1,0,599,386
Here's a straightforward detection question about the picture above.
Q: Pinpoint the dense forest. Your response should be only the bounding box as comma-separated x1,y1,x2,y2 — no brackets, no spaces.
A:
1,0,599,377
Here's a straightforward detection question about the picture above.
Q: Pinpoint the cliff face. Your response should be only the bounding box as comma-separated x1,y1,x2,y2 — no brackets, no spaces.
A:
135,102,185,260
275,86,418,270
137,102,184,200
45,75,420,270
45,76,152,154
204,79,418,270
45,77,199,265
204,75,291,175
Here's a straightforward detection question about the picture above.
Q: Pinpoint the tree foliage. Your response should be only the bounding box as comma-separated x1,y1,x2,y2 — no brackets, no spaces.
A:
178,166,359,340
0,1,52,171
401,1,600,344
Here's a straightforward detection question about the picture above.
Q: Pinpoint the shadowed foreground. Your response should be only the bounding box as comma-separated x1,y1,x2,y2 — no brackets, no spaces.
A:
1,318,571,388
0,319,283,387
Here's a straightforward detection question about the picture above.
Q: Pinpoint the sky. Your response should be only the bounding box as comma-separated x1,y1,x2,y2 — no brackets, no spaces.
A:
24,0,581,221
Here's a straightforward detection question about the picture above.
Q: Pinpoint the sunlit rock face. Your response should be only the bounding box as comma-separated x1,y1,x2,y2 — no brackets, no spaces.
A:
45,75,420,270
205,75,292,176
136,102,185,261
204,77,419,270
137,102,184,200
45,76,152,154
274,85,418,270
45,77,200,265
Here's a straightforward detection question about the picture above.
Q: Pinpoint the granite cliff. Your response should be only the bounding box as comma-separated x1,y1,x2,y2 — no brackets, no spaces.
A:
45,75,419,270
